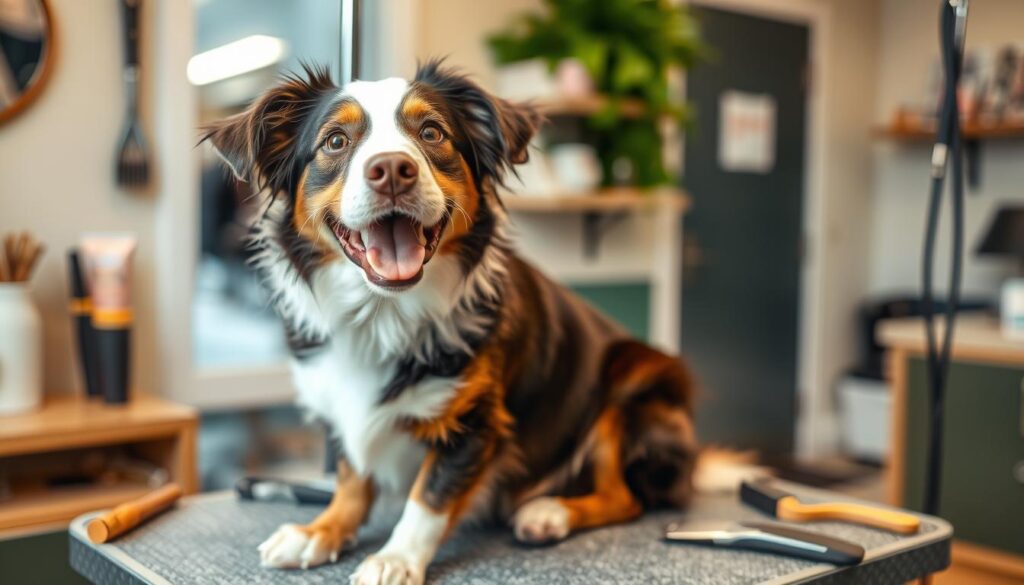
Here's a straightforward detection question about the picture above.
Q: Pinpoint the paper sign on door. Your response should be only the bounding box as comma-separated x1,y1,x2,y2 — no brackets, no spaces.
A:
718,91,777,174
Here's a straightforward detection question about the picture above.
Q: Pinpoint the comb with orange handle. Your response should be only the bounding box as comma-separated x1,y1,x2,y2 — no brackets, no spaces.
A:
741,479,920,534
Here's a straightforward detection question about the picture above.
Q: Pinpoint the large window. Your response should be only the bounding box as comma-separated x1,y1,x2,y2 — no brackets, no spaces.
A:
191,0,339,369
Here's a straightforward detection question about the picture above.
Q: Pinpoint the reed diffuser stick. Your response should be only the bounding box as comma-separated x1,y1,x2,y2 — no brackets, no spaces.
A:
0,232,45,283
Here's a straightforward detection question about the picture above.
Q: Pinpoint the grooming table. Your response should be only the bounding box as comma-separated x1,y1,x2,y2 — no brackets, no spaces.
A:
69,481,951,584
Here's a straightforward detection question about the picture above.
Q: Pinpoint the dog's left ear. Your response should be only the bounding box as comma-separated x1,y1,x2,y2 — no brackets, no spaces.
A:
414,60,541,185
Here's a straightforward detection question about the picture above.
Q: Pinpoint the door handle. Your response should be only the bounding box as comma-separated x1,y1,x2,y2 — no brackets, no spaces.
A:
682,233,704,284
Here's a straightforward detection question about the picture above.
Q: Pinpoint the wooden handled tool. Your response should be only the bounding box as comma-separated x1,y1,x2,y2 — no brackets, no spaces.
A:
86,483,182,544
741,479,920,534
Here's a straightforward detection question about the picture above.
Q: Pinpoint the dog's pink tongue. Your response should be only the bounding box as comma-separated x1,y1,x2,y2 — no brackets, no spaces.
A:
365,216,426,281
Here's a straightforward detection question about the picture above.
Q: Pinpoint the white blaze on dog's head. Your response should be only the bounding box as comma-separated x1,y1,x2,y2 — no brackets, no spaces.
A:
335,78,449,291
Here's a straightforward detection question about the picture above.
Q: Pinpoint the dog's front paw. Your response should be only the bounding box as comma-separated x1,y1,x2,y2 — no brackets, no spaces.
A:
258,523,351,569
350,553,425,585
513,496,571,544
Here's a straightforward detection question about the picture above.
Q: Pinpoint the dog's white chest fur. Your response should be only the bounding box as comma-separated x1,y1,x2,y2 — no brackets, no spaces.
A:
291,331,458,494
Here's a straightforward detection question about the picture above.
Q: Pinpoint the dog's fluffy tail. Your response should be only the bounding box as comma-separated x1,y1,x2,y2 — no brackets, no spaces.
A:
692,447,772,494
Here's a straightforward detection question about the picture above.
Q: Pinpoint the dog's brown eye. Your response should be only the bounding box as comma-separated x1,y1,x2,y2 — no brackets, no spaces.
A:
324,132,349,152
420,124,444,144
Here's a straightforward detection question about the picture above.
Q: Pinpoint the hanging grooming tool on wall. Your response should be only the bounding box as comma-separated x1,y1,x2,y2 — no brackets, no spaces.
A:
115,0,151,189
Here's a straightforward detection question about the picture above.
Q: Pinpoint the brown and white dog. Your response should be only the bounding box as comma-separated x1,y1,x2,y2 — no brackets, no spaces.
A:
203,61,699,585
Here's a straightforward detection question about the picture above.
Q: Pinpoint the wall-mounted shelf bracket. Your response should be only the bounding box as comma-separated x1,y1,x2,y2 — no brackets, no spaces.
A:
582,211,629,259
965,139,981,189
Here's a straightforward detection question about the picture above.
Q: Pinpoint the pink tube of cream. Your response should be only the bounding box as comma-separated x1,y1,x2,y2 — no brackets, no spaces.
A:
80,234,137,404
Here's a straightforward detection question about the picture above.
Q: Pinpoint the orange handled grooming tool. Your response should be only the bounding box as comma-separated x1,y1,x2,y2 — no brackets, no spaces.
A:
741,479,920,534
86,483,182,544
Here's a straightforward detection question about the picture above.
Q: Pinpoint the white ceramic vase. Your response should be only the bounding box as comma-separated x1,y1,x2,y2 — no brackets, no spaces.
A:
0,283,43,415
549,144,602,194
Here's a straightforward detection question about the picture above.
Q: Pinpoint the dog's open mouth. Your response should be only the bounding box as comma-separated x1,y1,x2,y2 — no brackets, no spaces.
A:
328,212,447,289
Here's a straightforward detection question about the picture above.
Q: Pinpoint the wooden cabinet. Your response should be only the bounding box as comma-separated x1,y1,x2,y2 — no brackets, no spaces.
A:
901,359,1024,555
0,394,198,537
882,316,1024,581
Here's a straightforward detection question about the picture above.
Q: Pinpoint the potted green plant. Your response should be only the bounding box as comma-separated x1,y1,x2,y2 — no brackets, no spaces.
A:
488,0,703,188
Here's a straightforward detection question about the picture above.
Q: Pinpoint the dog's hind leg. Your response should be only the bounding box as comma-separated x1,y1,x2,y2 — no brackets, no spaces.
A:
607,340,699,510
513,341,698,544
259,459,374,569
513,407,642,543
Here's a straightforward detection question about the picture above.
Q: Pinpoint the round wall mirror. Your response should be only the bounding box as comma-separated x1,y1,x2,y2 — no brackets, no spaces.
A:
0,0,53,125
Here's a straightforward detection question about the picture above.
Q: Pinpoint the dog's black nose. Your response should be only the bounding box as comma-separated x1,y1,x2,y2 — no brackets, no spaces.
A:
365,152,418,197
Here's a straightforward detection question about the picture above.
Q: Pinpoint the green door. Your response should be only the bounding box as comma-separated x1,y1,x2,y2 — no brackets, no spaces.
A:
681,6,809,455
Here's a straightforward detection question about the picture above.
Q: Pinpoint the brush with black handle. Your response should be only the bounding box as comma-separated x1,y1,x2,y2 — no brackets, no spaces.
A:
235,477,335,506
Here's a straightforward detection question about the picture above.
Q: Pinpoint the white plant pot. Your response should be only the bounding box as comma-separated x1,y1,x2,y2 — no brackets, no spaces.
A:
495,60,558,102
1001,277,1024,340
0,283,43,415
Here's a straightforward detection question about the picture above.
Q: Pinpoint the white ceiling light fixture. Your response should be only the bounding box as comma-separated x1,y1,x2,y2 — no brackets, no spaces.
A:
187,35,287,86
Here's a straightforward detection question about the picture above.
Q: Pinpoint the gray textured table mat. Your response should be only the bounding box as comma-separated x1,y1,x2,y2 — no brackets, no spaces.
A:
70,483,950,585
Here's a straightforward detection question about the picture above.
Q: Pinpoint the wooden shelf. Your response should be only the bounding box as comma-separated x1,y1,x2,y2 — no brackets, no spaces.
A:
0,394,197,458
504,188,690,214
0,481,152,535
504,188,688,258
0,394,198,535
534,95,646,118
874,120,1024,141
874,119,1024,187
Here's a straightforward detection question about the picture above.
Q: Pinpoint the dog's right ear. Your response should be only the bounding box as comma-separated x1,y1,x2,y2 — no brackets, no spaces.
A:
200,65,336,193
201,109,251,183
202,109,252,182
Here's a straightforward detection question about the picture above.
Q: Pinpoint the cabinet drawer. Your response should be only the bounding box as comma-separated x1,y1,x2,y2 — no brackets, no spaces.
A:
903,358,1024,555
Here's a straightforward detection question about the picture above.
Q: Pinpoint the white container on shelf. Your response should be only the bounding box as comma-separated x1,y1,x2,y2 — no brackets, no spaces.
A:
1000,277,1024,340
0,283,43,415
838,375,891,463
549,144,602,194
495,60,558,102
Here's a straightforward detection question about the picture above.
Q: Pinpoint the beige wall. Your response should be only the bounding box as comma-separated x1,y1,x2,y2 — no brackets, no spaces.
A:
804,0,881,455
0,0,158,397
415,0,541,89
869,0,1024,297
